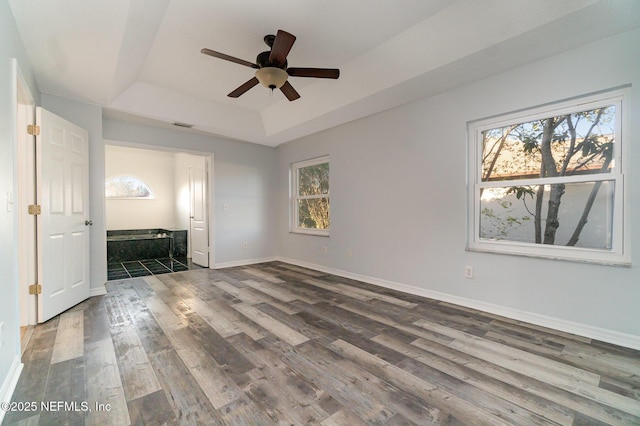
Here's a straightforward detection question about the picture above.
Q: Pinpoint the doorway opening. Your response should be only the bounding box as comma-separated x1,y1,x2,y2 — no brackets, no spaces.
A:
104,144,212,281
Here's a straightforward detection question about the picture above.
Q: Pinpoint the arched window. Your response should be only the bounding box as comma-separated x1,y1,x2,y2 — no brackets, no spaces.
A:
105,175,155,199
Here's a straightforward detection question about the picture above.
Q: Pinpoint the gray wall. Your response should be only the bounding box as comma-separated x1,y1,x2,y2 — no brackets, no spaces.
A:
38,97,279,289
276,28,640,343
103,119,278,266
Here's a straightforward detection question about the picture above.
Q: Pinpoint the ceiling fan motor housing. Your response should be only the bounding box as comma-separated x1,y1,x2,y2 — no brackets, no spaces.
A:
256,51,286,70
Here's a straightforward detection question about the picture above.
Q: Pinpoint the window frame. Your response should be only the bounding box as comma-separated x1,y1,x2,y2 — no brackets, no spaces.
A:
290,156,330,236
467,90,629,265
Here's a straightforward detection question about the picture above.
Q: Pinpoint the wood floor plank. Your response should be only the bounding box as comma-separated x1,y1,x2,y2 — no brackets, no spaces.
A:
184,294,243,337
11,261,640,426
212,279,266,305
82,296,110,344
262,337,444,424
241,266,286,283
111,326,162,402
414,317,604,387
227,332,338,424
373,333,576,425
303,277,372,301
599,375,640,401
204,298,268,341
338,300,456,346
147,348,224,425
441,335,640,417
185,312,256,376
169,326,245,409
276,263,327,277
410,337,640,425
232,302,310,346
329,338,512,426
126,389,177,426
50,309,84,364
242,278,298,302
38,357,86,426
85,338,131,426
142,294,187,332
321,408,369,426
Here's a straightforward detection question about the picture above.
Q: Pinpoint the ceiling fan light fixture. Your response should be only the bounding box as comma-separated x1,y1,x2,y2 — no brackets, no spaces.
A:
255,67,288,90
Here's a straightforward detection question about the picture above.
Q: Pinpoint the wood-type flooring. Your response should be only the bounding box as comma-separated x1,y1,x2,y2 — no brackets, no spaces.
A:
4,261,640,425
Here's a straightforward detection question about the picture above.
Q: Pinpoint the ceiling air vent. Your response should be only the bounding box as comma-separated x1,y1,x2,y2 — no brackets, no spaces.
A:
173,122,194,128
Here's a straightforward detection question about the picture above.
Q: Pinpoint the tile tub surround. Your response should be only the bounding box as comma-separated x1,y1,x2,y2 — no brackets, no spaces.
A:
107,229,187,262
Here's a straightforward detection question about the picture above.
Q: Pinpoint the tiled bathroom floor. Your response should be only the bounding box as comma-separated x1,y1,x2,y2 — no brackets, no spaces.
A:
107,257,202,281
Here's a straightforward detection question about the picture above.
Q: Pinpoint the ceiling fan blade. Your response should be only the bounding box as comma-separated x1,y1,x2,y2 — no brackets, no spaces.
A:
287,68,340,79
269,30,296,66
228,77,259,98
280,81,300,101
201,48,258,69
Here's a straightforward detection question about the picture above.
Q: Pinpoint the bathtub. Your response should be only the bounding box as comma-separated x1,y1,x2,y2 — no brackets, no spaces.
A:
107,229,187,262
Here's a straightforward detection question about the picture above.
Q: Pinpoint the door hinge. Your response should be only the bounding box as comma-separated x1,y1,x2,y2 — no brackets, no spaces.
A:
29,284,42,295
28,204,41,215
27,124,40,136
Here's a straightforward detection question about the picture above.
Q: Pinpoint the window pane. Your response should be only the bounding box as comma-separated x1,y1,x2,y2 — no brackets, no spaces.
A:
298,162,329,196
105,176,154,198
480,181,614,249
298,198,330,229
481,106,615,182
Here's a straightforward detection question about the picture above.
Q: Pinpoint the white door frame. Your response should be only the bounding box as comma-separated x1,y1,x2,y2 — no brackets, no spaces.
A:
16,69,36,326
103,139,215,269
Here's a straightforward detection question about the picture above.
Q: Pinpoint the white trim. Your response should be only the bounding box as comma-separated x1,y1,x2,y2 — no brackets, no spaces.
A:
214,256,278,269
90,285,107,297
276,256,640,351
16,68,36,326
290,155,330,236
0,356,23,422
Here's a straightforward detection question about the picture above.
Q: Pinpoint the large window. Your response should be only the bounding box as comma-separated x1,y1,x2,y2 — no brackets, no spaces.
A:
291,156,329,236
467,91,628,264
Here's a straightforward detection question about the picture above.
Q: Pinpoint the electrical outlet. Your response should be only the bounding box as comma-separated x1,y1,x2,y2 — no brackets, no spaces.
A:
347,248,353,258
464,265,474,279
223,203,229,211
243,242,248,249
322,246,328,254
0,322,4,348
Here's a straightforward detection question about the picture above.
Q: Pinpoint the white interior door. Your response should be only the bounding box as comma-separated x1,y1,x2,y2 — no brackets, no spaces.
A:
37,107,90,322
190,164,209,267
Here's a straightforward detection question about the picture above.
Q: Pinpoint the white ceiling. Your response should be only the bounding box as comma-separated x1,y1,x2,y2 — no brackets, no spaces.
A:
8,0,640,147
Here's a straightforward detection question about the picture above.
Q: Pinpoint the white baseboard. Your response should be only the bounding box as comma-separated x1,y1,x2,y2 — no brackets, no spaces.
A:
0,355,23,423
277,256,640,351
90,284,107,297
215,256,278,269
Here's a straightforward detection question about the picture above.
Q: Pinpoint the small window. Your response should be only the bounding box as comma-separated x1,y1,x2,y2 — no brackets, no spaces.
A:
467,90,627,264
291,156,329,236
105,175,155,199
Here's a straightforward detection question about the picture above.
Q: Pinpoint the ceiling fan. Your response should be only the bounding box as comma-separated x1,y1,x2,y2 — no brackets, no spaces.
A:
201,30,340,101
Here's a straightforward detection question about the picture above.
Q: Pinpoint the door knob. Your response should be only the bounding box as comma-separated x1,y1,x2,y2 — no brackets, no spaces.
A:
85,220,93,226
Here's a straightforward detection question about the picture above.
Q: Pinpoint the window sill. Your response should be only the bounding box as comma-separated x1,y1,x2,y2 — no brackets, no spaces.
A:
290,229,330,237
466,243,630,267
